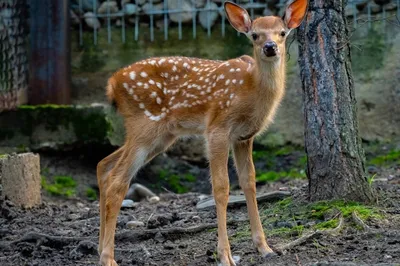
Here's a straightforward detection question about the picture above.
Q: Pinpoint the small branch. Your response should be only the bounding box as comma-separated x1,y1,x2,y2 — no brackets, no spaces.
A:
116,219,245,242
295,254,302,266
11,232,88,248
275,214,344,255
351,211,371,232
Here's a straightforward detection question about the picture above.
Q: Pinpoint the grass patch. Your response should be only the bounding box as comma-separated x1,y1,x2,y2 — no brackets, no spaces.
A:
41,175,77,197
256,169,306,182
368,149,400,166
86,187,97,201
159,170,196,194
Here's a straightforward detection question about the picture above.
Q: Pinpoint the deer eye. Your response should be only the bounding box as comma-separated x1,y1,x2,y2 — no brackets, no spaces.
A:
251,33,258,41
280,31,286,37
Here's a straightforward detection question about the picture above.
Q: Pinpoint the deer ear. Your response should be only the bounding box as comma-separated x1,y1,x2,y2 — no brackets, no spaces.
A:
283,0,308,29
224,1,252,34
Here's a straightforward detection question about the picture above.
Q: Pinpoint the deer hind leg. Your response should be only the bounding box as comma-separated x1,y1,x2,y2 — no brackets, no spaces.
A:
99,131,176,266
232,138,276,258
97,146,125,255
207,130,237,266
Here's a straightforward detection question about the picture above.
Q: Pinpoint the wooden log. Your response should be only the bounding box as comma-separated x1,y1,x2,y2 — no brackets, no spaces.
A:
0,153,41,208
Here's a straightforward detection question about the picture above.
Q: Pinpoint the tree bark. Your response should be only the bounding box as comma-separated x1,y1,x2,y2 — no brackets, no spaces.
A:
296,0,374,202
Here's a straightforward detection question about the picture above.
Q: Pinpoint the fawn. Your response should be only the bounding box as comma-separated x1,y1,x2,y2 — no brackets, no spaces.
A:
97,0,308,265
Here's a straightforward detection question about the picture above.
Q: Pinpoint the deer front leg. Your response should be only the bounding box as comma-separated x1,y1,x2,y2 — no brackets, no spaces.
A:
207,131,236,266
232,139,276,258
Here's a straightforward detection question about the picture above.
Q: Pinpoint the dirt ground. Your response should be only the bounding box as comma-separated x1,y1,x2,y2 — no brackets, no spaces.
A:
1,168,400,266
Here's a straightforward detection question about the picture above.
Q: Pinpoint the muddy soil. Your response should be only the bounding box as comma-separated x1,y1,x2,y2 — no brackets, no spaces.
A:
1,172,400,266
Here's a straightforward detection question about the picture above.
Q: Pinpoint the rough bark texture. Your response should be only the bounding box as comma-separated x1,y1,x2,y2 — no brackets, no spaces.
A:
296,0,374,202
0,153,42,208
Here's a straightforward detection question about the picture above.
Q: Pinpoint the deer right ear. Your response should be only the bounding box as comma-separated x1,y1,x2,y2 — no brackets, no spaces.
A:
224,1,252,34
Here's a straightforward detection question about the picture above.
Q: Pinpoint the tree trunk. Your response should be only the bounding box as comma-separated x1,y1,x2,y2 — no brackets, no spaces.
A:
296,0,374,202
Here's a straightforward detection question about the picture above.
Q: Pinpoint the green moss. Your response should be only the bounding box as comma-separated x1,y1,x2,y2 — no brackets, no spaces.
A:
0,105,113,147
256,169,306,182
0,154,7,159
86,187,98,201
315,218,339,230
41,175,77,197
159,170,193,194
308,200,382,220
368,149,400,166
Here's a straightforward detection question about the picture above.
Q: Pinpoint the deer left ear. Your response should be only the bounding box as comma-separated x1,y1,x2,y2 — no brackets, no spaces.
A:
283,0,308,29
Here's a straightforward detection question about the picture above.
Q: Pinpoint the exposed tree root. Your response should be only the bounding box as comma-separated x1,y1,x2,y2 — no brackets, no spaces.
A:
116,219,244,242
275,214,344,255
351,211,371,232
11,232,87,248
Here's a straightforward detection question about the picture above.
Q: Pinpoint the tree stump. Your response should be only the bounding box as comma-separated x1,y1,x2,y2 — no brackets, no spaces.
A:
0,153,42,208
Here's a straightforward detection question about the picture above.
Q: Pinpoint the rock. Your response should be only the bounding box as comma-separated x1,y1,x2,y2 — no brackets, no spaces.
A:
370,2,383,13
168,0,195,23
68,214,80,220
198,2,219,29
191,0,206,8
0,153,41,208
148,196,160,204
384,2,398,11
275,221,294,228
123,3,139,15
121,199,136,208
126,220,145,229
279,187,289,191
345,5,358,17
142,2,164,18
192,215,201,222
81,0,99,11
98,1,119,14
263,8,274,16
383,254,393,259
163,240,176,250
84,12,100,29
125,183,159,202
356,0,369,11
367,166,379,174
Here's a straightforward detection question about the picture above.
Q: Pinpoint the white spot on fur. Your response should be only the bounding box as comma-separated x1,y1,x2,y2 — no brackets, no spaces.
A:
129,71,136,80
149,79,155,85
139,103,145,109
156,97,162,104
225,79,230,85
140,72,148,78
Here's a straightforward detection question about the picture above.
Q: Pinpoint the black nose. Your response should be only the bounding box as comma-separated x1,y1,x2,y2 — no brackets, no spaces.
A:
263,42,277,57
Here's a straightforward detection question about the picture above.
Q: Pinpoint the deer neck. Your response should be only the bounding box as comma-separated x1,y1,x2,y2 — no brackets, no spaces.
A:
252,49,286,98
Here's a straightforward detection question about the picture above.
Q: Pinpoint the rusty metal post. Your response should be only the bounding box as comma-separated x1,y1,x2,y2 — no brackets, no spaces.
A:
29,0,71,105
